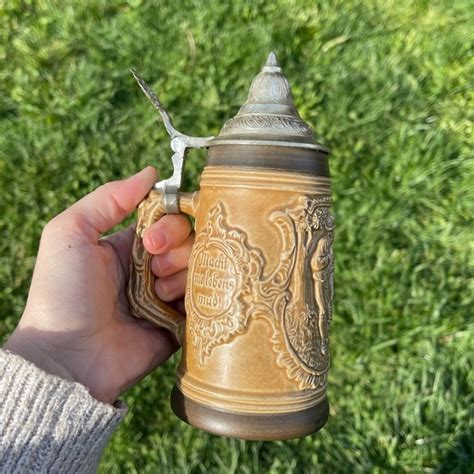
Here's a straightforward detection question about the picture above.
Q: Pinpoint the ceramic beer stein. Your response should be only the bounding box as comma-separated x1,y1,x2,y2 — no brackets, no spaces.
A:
128,52,334,440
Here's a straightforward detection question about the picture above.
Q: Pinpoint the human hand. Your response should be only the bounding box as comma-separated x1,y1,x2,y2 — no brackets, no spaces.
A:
4,167,194,404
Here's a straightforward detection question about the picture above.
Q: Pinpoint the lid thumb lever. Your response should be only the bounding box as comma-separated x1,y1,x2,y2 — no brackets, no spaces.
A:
131,68,214,213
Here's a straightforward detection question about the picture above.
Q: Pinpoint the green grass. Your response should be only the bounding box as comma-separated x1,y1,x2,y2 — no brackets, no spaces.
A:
1,0,473,472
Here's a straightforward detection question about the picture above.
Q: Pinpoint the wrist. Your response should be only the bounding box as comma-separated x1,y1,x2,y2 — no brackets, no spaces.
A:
4,328,76,384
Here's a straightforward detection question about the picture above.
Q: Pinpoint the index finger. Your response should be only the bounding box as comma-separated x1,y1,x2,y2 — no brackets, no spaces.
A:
143,214,193,255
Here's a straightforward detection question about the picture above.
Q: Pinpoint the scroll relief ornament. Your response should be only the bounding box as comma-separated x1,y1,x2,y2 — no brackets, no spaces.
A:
186,198,334,389
221,115,313,137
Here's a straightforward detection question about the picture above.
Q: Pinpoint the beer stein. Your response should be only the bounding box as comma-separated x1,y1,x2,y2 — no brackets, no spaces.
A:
128,52,334,440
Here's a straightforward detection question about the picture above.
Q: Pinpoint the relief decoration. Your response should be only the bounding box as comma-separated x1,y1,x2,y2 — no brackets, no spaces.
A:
186,197,334,389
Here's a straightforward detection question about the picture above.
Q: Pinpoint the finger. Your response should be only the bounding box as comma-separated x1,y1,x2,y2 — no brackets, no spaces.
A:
143,214,192,255
50,167,157,243
154,269,188,302
150,233,194,278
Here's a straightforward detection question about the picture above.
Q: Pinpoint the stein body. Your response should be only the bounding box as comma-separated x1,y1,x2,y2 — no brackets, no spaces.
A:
128,53,334,440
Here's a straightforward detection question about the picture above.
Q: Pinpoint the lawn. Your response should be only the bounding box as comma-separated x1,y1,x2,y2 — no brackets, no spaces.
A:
0,0,473,472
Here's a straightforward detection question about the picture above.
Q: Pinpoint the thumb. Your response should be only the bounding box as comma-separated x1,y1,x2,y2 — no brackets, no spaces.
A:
54,167,157,243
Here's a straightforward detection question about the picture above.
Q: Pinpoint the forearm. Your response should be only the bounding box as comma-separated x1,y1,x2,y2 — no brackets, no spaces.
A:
0,349,126,473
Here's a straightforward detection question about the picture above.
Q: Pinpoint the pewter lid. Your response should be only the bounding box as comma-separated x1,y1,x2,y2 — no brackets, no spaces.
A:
209,52,328,153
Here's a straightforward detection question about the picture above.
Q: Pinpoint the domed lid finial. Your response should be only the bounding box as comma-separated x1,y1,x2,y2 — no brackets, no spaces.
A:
264,51,279,69
210,52,325,150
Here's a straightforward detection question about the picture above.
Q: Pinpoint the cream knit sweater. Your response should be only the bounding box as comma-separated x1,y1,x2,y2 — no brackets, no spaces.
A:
0,349,126,473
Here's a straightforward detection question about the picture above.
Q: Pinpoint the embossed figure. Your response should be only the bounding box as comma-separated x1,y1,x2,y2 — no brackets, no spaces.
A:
268,197,334,389
311,235,333,355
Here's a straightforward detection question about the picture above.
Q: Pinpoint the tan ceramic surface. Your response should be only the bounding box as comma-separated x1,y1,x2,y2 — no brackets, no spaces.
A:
128,165,334,437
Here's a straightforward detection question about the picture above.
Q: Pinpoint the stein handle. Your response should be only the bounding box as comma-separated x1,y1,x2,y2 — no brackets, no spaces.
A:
128,190,199,345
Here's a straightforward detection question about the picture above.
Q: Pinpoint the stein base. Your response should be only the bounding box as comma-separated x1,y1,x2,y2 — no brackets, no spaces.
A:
170,385,329,441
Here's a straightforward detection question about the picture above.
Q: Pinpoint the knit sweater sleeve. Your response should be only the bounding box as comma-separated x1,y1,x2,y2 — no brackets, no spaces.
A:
0,349,127,473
